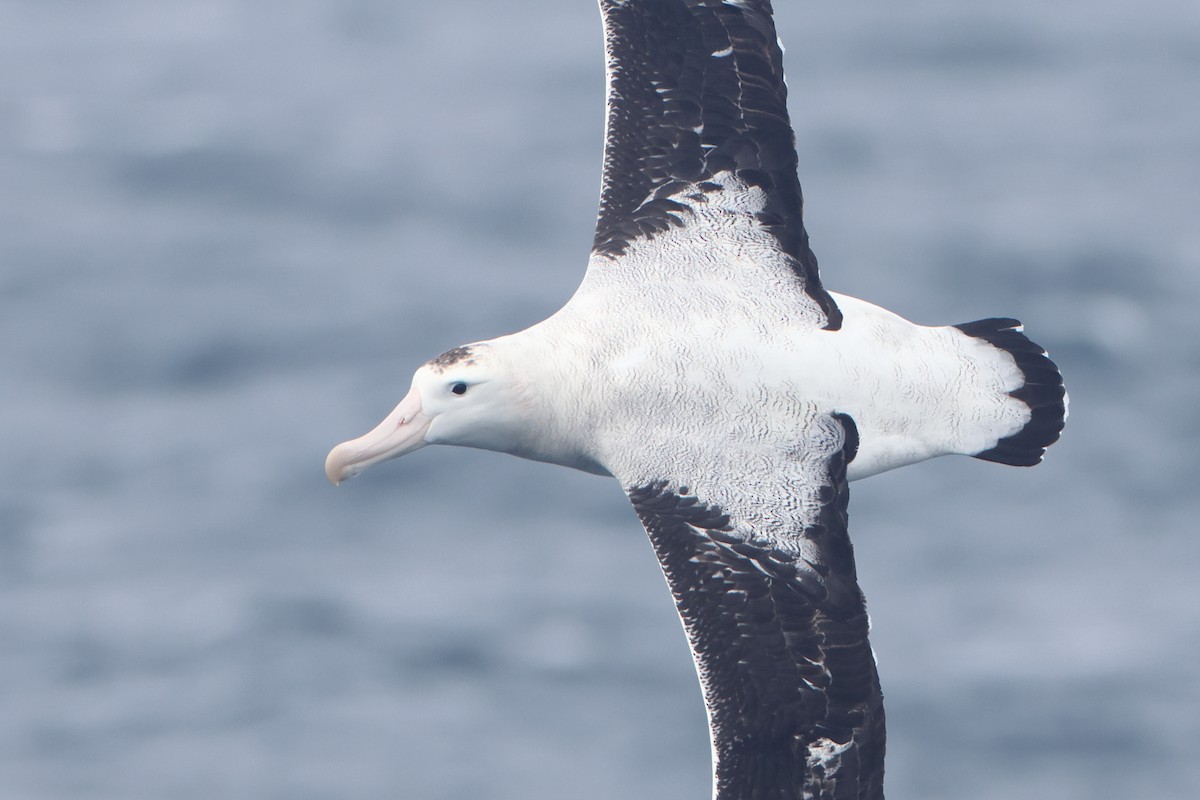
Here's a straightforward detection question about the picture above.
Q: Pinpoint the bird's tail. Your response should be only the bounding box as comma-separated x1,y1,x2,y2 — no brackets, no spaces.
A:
954,318,1067,466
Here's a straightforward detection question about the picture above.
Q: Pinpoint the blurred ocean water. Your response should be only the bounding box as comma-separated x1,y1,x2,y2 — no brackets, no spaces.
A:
3,1,1198,798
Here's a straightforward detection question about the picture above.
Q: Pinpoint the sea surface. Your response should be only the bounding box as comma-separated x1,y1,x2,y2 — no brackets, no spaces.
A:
3,1,1199,798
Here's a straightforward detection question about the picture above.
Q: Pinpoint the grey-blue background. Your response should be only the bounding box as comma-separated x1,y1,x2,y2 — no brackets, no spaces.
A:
4,1,1197,798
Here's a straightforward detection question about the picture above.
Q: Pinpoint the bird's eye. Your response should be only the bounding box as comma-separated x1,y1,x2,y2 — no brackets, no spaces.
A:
451,382,468,395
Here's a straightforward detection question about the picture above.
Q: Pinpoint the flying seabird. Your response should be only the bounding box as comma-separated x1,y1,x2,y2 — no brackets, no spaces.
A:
325,2,1068,798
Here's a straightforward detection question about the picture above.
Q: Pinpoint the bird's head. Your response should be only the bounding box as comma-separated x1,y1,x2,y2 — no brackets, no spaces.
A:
325,343,531,485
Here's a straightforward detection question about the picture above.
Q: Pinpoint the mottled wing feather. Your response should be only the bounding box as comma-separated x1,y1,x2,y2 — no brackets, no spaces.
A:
594,0,840,327
626,418,885,800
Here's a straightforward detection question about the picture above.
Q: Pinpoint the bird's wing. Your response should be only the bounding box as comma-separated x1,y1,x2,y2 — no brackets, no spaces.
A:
591,0,841,329
618,412,885,799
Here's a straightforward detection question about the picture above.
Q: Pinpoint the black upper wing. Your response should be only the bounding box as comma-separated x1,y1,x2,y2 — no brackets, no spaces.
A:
594,0,839,326
626,418,885,800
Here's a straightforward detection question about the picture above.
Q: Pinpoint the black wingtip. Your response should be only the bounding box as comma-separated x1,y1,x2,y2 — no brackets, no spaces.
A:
955,318,1068,467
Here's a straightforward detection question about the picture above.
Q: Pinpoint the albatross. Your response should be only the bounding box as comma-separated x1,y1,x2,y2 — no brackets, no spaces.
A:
326,2,1067,797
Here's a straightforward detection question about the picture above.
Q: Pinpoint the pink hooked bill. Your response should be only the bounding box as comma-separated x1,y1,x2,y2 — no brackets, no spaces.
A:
325,386,431,485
